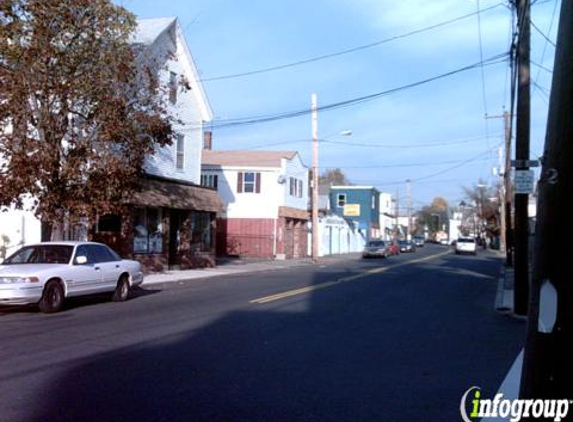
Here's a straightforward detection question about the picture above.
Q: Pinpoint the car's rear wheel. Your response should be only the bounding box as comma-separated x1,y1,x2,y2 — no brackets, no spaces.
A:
112,275,130,302
38,280,64,314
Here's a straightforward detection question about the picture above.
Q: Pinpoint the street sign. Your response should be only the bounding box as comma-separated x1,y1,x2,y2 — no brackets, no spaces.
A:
515,170,535,194
511,159,540,168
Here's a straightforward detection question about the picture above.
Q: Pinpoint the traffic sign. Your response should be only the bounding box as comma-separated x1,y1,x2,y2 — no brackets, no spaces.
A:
511,159,540,168
515,170,535,194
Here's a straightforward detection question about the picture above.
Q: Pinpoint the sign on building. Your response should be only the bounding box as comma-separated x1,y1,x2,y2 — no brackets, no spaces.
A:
343,204,361,216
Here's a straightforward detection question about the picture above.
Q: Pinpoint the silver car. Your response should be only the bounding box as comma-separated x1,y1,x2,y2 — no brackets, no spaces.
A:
362,240,389,259
0,242,144,313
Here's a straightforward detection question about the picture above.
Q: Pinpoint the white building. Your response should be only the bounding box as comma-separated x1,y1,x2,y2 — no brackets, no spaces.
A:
201,150,309,259
0,17,223,271
379,192,395,241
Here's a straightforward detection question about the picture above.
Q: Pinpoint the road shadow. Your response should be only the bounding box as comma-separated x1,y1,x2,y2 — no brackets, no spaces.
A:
24,249,524,422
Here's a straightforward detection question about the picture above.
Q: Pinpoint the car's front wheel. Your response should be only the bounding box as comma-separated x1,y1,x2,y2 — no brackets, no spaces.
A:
112,275,130,302
38,280,64,313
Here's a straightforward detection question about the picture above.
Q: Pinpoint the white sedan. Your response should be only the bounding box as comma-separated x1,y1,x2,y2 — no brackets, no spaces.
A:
0,242,144,313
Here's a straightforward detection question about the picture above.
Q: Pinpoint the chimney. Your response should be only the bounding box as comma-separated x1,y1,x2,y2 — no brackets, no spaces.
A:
203,130,212,150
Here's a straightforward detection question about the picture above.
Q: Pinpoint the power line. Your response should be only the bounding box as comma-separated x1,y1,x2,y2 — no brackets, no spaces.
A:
320,156,492,170
239,133,500,152
531,19,557,47
200,3,505,82
531,59,553,73
347,146,501,186
320,134,501,149
197,52,509,130
475,0,491,142
533,0,559,92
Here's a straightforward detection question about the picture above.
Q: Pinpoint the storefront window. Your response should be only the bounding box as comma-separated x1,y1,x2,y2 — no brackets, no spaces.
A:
189,211,212,252
134,207,163,254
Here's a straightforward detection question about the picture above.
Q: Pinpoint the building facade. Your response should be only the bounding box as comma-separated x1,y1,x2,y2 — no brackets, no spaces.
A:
0,17,224,271
201,150,309,259
329,186,381,241
378,192,396,241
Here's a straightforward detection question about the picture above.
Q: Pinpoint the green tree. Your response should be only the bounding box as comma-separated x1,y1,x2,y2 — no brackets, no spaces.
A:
0,0,173,239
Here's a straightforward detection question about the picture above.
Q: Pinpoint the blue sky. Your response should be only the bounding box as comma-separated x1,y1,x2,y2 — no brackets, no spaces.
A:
119,0,559,210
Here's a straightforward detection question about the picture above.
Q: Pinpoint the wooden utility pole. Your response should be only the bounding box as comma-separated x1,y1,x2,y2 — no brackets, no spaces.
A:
503,110,513,266
513,0,531,316
520,0,573,402
406,179,412,239
486,110,513,257
311,93,319,262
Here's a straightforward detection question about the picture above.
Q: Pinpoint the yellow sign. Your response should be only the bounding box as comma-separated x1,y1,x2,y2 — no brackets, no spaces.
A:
343,204,361,216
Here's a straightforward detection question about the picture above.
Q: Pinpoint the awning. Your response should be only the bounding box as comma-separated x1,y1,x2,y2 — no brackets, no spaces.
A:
279,206,309,220
130,177,224,212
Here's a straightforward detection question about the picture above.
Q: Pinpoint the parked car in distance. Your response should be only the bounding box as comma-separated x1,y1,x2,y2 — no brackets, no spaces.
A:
455,237,477,255
386,240,400,256
0,242,144,313
362,240,389,259
399,240,416,253
412,235,425,247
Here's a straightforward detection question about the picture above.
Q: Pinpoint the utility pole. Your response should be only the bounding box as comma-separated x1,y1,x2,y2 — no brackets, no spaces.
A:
486,111,513,259
406,179,412,240
513,0,531,316
395,188,400,240
498,147,506,254
504,110,513,266
520,0,573,402
311,93,319,262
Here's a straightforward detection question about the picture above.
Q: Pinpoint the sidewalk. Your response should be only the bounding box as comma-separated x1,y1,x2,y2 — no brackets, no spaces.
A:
142,253,362,286
491,264,527,418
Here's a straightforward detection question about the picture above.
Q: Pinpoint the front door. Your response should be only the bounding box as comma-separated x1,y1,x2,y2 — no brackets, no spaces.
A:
169,210,183,269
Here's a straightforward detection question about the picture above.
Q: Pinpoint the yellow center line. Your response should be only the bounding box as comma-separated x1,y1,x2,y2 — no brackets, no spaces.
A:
250,250,450,304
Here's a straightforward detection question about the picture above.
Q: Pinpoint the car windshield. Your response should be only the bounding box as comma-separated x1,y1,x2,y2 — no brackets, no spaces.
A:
368,241,386,247
3,245,74,265
399,241,411,245
458,238,475,243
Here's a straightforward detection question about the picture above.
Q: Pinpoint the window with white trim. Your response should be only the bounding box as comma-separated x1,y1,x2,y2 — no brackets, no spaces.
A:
175,134,184,170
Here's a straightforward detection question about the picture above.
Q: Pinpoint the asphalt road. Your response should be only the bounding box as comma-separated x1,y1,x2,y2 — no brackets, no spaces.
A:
0,245,524,422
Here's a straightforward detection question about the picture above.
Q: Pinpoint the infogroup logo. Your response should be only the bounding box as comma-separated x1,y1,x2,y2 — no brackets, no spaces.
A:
460,386,571,422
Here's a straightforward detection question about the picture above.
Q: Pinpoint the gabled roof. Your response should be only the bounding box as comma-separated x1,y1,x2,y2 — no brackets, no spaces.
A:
132,17,213,122
131,17,177,45
202,150,299,168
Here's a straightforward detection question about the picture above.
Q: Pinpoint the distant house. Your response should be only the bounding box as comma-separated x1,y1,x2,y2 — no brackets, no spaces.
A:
201,150,309,259
378,192,396,241
329,186,381,241
0,17,224,271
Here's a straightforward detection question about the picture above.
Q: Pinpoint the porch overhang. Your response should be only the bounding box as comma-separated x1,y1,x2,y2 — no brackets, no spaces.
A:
278,206,309,221
130,176,224,212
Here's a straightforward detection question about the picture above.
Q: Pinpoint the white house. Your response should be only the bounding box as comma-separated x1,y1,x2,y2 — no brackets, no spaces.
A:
0,17,223,271
201,150,309,259
379,192,396,241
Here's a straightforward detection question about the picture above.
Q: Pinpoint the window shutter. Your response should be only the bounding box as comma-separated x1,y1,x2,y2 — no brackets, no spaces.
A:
255,172,261,193
237,172,243,193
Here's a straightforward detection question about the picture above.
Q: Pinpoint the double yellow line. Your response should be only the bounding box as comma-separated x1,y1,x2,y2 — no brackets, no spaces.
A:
250,250,450,304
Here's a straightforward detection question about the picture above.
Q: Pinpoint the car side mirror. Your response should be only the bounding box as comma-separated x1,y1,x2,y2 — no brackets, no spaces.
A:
75,255,88,265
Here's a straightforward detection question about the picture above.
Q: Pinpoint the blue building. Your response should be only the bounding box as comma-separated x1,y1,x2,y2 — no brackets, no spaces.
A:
329,186,381,241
